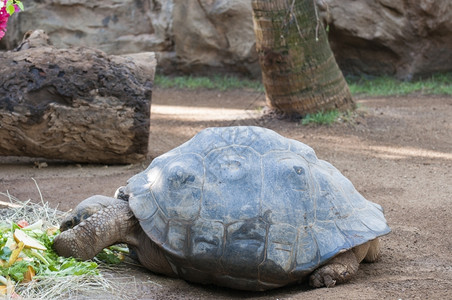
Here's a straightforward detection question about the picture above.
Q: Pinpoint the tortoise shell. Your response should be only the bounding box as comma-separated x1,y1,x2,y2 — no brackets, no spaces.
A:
125,126,390,290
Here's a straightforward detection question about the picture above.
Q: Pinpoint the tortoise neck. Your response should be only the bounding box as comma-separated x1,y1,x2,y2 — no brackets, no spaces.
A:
54,201,138,260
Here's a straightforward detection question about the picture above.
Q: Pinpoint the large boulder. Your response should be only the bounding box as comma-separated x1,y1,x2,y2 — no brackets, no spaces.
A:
317,0,452,79
1,0,452,79
170,0,259,76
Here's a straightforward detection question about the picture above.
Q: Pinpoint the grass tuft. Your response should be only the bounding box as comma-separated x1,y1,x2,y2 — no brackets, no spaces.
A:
301,110,341,126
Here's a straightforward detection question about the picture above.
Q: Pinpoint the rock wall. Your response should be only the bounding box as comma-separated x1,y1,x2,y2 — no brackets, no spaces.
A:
318,0,452,79
1,0,173,54
1,0,259,77
1,0,451,79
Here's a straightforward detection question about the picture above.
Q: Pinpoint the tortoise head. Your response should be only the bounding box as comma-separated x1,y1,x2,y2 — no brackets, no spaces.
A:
59,195,122,232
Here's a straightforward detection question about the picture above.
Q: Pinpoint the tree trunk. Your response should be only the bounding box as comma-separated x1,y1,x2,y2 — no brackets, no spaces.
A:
0,41,155,164
252,0,355,117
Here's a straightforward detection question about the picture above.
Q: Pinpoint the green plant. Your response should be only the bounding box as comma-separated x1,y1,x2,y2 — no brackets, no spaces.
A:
301,109,341,126
5,0,23,15
1,0,23,40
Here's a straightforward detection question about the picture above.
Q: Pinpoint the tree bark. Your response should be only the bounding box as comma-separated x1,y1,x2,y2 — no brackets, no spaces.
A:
0,45,155,164
252,0,355,117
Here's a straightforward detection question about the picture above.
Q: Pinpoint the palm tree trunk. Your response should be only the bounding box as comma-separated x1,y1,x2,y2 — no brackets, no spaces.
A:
252,0,355,117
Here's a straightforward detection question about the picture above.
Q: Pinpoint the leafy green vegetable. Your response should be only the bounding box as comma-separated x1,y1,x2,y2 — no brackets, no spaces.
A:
40,257,98,277
23,248,51,265
3,260,31,282
0,247,12,261
96,248,123,264
0,219,100,285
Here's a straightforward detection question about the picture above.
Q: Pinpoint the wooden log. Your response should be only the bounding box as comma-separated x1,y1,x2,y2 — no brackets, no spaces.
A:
0,35,155,164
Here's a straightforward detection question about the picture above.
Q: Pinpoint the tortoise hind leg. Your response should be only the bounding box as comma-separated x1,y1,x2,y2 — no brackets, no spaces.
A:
363,238,381,262
309,239,381,288
309,250,359,288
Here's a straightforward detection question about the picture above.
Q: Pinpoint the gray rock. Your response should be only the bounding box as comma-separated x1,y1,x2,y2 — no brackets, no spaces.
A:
171,0,259,76
1,0,172,54
317,0,452,79
1,0,451,79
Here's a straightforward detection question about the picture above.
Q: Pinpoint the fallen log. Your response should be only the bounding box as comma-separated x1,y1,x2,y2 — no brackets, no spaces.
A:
0,32,155,164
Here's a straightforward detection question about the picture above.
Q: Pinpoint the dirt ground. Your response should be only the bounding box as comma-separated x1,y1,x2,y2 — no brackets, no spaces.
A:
1,88,451,299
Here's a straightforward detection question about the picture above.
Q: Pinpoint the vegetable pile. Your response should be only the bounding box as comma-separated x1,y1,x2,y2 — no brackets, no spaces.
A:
0,219,99,296
0,191,131,299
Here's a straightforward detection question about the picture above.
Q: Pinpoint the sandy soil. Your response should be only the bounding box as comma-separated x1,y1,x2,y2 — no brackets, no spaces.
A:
1,88,451,299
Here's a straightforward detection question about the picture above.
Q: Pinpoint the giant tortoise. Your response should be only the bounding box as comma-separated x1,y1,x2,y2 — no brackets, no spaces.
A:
54,126,390,291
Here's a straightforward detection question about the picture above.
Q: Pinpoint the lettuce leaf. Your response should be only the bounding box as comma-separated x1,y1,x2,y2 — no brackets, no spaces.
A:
0,221,100,284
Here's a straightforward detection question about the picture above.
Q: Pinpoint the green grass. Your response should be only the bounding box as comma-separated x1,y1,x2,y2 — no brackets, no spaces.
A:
300,108,361,126
347,73,452,96
154,74,263,91
154,73,452,96
301,109,341,126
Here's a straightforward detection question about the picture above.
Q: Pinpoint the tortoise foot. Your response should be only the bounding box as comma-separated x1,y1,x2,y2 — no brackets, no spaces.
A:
309,250,359,288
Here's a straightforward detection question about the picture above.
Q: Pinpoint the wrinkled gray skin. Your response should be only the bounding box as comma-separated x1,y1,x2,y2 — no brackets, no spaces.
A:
54,126,389,291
